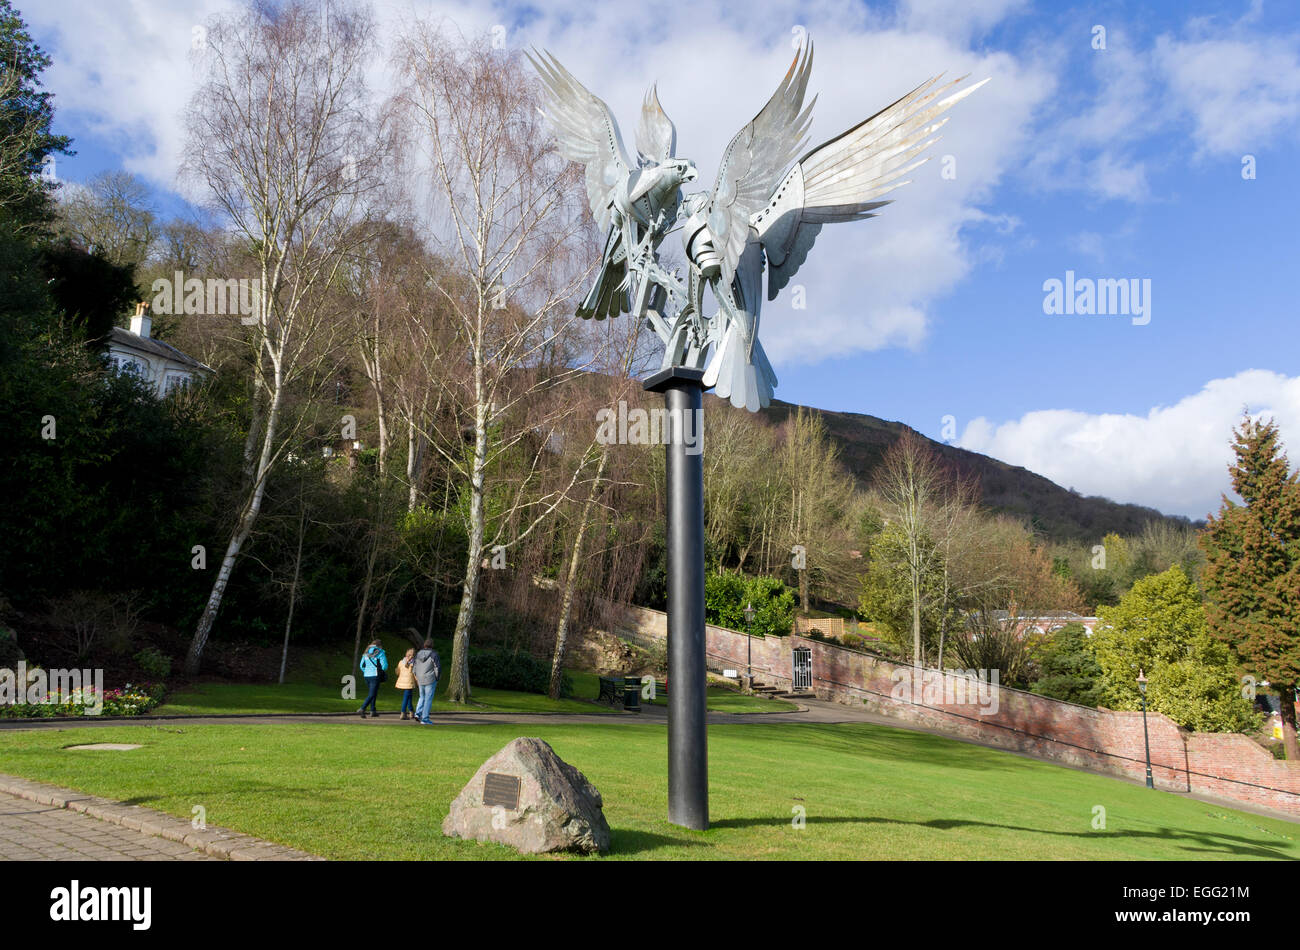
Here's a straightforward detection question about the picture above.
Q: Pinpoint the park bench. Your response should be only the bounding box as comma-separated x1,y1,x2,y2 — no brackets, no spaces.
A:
596,675,668,709
597,675,623,705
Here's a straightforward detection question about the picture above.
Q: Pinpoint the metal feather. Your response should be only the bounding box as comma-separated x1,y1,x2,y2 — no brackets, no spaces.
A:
525,48,633,232
636,84,676,165
708,40,816,289
753,73,989,300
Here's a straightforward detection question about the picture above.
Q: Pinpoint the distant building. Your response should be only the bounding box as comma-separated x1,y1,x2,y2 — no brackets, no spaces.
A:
105,303,213,396
968,609,1100,639
1007,610,1100,636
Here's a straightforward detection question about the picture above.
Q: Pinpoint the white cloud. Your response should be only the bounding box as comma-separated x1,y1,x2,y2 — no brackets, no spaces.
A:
27,0,228,188
1068,230,1108,264
1154,32,1300,157
898,0,1030,42
27,0,494,189
1023,41,1161,201
1024,13,1300,199
956,370,1300,519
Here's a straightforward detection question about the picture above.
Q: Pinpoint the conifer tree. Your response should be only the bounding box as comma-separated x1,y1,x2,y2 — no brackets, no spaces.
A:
1200,416,1300,758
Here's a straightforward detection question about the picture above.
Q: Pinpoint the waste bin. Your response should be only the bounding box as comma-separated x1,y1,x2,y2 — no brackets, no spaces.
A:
623,675,641,711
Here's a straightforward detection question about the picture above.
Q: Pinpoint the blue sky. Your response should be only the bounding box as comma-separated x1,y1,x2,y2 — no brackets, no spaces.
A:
26,0,1300,518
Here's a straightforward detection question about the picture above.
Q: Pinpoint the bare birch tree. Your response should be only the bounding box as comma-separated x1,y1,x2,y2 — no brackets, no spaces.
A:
180,0,384,673
774,409,860,613
391,26,596,702
874,430,948,668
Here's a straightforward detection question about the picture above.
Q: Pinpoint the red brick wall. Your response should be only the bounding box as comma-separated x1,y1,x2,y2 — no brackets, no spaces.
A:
606,603,1300,815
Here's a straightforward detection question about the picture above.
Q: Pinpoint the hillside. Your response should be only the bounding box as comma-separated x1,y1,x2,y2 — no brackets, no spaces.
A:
757,399,1195,544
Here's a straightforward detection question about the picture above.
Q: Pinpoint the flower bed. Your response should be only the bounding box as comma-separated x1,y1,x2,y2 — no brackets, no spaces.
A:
0,682,167,718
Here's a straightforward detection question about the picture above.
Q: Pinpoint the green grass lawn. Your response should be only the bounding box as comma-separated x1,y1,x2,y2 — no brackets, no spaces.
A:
160,633,606,716
0,719,1294,860
156,681,614,716
161,675,796,717
156,636,796,717
642,684,799,714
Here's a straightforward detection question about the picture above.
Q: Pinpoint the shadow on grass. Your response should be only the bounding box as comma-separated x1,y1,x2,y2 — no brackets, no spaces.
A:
609,828,710,856
729,723,1041,773
117,782,325,808
708,815,1292,859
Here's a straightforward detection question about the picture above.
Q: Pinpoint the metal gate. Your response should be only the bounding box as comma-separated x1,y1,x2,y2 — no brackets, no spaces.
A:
792,647,812,691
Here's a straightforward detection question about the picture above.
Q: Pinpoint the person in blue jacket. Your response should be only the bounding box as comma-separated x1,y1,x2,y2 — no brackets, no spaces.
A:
358,639,388,717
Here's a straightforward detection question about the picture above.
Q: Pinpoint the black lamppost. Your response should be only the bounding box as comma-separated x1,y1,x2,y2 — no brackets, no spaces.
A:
743,602,756,687
1137,669,1154,789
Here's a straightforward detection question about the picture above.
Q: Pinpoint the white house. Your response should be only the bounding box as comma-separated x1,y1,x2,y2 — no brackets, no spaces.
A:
105,303,213,396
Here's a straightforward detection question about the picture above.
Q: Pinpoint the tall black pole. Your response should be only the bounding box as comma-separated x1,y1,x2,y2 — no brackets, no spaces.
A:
645,366,708,831
1140,692,1154,789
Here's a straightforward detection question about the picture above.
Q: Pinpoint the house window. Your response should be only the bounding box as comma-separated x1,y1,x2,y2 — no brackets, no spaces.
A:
111,354,146,377
164,373,192,395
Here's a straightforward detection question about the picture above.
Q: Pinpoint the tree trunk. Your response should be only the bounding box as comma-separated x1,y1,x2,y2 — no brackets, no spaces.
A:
912,572,922,670
799,553,810,615
352,521,382,672
425,590,438,640
446,539,481,703
406,410,423,511
1281,687,1299,761
185,379,282,674
446,421,487,704
241,374,266,480
423,476,451,641
374,378,388,477
279,507,305,685
936,566,951,670
549,450,607,699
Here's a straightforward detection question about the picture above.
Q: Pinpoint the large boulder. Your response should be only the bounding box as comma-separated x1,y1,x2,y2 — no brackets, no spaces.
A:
442,737,610,855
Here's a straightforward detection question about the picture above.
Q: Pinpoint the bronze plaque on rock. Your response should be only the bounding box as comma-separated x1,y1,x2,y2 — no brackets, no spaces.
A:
483,772,521,810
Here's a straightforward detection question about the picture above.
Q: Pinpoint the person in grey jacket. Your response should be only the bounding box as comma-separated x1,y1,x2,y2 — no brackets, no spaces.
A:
413,640,441,725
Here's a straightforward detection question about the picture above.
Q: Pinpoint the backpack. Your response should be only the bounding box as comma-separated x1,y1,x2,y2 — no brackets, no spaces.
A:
365,648,386,683
431,652,441,682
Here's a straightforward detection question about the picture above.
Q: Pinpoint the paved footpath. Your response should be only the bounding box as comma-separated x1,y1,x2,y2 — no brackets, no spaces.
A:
0,774,322,861
0,791,218,861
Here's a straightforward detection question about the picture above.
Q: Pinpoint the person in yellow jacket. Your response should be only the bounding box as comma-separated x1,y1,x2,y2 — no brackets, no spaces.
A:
395,648,418,720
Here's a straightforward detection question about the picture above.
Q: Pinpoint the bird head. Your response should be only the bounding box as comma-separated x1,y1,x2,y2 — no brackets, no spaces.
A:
667,158,698,186
629,158,698,211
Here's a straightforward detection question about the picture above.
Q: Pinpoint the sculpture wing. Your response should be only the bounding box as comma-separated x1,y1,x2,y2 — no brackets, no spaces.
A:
753,73,989,300
527,49,634,233
636,84,676,165
707,41,816,289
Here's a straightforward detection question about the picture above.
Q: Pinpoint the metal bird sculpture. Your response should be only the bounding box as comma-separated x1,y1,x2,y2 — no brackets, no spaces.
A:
530,39,988,410
527,50,697,320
